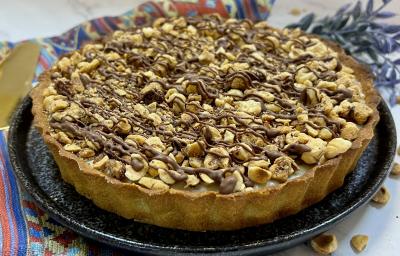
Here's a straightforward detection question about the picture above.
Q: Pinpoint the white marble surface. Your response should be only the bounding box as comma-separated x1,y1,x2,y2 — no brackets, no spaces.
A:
0,0,399,255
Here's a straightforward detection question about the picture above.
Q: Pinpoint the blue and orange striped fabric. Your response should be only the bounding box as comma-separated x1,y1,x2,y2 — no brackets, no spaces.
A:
0,131,28,256
0,1,275,255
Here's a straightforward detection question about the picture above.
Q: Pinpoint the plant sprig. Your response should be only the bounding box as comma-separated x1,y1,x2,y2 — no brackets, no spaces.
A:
287,0,399,105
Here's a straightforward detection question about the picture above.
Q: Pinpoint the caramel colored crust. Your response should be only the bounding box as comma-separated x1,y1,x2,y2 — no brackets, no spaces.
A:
31,37,380,231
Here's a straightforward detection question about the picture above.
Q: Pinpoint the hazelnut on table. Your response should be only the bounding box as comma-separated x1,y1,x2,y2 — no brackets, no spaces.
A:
371,186,390,205
351,234,368,252
310,233,338,255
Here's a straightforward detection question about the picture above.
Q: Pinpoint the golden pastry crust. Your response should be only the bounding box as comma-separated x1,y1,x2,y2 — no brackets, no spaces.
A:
31,16,380,231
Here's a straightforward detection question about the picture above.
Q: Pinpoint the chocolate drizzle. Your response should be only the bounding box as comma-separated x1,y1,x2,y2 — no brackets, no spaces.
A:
46,15,360,194
219,176,237,194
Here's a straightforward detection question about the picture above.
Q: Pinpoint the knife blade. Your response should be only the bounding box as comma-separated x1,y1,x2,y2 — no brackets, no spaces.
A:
0,41,41,129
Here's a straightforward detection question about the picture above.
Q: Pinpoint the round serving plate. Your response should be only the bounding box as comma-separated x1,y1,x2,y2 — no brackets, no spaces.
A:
8,96,396,255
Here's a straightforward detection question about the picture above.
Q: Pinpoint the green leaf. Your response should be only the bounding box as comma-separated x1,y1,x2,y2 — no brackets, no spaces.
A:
358,39,373,47
285,24,300,29
352,1,362,20
366,0,374,15
333,16,350,30
381,61,390,76
370,22,383,29
311,25,324,34
332,33,347,45
356,22,370,32
285,13,315,30
367,47,379,61
376,11,396,19
383,25,400,33
390,68,397,80
299,13,315,31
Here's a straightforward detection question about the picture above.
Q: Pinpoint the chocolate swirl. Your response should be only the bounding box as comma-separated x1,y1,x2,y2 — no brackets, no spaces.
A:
44,15,365,194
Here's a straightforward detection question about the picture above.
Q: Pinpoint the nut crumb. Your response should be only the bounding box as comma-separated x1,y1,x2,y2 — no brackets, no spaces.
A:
391,162,400,176
310,233,338,255
324,138,352,159
93,155,109,170
64,144,81,152
139,176,169,190
371,186,390,204
351,234,368,252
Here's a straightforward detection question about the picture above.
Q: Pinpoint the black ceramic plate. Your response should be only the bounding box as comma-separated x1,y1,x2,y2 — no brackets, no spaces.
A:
8,96,396,255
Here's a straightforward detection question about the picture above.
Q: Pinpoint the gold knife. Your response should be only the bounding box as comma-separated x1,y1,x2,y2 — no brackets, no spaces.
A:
0,41,41,130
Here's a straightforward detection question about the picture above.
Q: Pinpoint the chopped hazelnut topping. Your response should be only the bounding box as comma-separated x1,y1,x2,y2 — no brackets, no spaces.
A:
42,15,373,193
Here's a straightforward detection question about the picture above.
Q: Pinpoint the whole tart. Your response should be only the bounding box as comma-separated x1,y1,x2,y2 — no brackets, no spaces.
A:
31,15,380,231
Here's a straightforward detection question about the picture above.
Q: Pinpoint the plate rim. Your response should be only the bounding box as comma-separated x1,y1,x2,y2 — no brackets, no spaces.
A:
7,96,397,255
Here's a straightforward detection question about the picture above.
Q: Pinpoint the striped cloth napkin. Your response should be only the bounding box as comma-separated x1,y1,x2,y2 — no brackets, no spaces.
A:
0,1,275,255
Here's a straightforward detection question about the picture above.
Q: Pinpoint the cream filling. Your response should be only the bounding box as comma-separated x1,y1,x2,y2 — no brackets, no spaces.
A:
172,164,310,192
86,159,312,193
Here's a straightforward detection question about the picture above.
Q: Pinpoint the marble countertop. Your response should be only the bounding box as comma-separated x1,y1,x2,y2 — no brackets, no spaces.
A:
0,0,399,255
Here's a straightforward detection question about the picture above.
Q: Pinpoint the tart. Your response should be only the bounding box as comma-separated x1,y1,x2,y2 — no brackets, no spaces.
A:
31,15,380,231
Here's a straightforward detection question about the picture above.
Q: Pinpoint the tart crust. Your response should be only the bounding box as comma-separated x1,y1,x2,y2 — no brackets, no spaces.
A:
31,35,380,231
